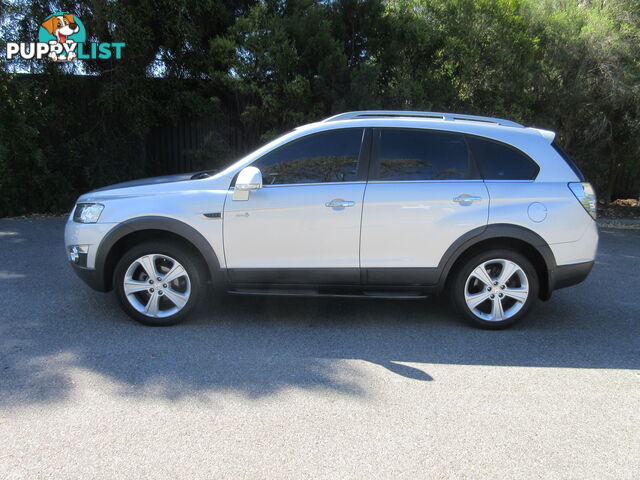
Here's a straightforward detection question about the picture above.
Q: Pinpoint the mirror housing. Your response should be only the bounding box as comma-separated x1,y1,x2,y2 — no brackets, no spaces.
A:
233,166,263,201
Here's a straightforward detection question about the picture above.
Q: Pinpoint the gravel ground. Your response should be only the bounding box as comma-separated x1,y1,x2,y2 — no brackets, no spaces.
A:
0,218,638,479
597,218,640,229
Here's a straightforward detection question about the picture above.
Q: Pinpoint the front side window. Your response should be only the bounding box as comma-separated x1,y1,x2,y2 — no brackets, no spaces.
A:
467,136,539,180
252,128,364,185
374,129,477,181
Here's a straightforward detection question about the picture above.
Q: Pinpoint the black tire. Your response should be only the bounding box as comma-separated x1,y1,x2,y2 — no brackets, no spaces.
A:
448,249,539,329
114,240,206,326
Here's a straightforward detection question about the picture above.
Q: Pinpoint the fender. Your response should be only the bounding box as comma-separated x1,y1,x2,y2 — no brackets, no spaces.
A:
436,223,557,299
95,216,222,291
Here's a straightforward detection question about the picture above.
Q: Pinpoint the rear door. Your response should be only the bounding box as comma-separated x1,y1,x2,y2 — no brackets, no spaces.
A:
360,128,489,284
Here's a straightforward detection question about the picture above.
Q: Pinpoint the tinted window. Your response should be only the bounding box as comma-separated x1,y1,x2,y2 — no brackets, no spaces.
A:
252,129,363,185
375,129,477,181
467,136,539,180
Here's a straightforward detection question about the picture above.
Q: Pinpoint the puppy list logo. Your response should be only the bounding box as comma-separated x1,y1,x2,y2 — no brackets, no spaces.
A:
5,12,125,62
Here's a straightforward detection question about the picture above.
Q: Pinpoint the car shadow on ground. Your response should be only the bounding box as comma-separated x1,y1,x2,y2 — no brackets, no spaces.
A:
1,219,638,407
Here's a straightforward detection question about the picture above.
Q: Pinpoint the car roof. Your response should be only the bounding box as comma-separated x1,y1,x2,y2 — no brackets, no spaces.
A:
218,112,569,182
297,117,555,144
322,110,524,127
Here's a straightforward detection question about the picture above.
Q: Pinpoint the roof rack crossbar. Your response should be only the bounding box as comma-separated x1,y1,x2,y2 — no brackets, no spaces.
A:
322,110,523,128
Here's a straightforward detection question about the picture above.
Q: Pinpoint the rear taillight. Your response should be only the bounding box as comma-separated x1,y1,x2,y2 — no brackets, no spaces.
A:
568,182,597,219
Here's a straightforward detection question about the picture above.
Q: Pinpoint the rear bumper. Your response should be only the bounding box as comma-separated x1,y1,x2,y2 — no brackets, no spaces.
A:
552,261,594,291
69,262,108,292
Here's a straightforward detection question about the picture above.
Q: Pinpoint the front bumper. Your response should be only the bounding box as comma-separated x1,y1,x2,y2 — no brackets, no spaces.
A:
69,262,108,292
65,219,115,293
64,220,115,270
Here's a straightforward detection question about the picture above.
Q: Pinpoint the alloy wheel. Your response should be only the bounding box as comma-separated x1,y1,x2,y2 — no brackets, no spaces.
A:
463,258,529,322
123,254,191,318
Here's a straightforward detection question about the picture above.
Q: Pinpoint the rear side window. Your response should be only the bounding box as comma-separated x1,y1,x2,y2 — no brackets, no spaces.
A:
252,128,364,185
467,136,539,180
374,129,478,181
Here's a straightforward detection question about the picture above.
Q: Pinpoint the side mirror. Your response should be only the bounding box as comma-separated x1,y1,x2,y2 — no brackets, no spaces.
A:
233,166,263,201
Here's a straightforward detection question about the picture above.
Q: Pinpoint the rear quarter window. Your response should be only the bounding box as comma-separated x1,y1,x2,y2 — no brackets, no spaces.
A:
467,136,540,180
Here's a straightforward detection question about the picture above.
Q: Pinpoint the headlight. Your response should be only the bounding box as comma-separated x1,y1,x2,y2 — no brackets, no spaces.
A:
568,182,597,219
73,203,104,223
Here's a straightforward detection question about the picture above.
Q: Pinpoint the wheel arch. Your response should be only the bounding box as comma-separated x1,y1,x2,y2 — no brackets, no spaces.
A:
95,216,222,292
438,224,557,300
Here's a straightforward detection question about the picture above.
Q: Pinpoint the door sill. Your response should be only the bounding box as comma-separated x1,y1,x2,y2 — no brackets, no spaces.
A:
227,287,427,299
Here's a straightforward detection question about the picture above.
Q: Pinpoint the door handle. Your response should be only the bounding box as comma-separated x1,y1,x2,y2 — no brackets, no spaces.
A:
453,194,482,205
325,199,355,208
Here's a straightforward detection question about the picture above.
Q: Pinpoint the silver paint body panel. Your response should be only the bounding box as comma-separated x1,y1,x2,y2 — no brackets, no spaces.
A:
65,116,598,275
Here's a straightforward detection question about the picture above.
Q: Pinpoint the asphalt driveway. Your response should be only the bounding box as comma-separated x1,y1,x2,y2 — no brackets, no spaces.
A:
0,218,638,479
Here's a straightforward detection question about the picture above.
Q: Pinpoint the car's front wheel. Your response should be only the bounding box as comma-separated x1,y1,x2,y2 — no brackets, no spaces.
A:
114,241,205,326
449,249,539,329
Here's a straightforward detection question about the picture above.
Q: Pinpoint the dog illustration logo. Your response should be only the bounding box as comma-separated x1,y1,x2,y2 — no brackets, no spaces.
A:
5,12,124,62
38,12,86,61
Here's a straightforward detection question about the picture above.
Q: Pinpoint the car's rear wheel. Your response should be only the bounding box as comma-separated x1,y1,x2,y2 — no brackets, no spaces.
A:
449,249,539,329
114,241,205,326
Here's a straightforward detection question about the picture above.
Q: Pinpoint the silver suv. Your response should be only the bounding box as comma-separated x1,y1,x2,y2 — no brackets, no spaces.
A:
65,111,598,328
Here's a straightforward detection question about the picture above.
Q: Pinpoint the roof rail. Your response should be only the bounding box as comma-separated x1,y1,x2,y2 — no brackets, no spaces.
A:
322,110,523,128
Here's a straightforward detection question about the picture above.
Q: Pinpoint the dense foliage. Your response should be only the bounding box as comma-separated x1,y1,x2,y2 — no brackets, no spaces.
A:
1,0,639,216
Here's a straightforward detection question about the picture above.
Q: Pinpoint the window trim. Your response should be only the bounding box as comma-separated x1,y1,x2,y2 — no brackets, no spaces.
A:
260,181,367,188
243,127,370,186
370,127,482,182
465,133,540,181
366,179,487,184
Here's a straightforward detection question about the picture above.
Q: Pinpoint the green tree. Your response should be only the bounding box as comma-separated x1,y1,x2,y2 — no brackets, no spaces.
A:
1,0,639,215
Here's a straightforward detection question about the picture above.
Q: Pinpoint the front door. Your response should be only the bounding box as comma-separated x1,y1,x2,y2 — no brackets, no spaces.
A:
223,128,368,285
